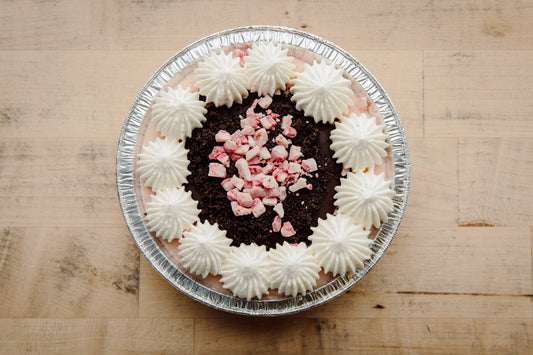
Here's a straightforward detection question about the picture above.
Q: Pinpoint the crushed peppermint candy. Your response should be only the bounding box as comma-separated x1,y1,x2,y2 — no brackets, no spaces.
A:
207,96,317,236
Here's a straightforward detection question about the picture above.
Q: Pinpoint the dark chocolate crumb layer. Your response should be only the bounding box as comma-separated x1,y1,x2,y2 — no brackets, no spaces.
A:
185,92,342,250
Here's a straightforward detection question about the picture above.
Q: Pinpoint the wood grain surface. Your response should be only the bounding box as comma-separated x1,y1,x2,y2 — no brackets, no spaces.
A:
1,0,532,353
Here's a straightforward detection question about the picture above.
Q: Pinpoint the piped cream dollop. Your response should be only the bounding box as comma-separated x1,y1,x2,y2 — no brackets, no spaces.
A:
137,137,191,190
330,113,389,171
309,213,372,276
269,242,321,297
244,42,296,96
334,171,395,230
178,221,232,278
145,186,200,242
194,51,248,107
219,244,270,300
151,85,207,140
290,60,352,124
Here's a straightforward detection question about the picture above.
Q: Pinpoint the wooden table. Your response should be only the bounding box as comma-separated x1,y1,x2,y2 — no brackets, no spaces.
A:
1,1,532,353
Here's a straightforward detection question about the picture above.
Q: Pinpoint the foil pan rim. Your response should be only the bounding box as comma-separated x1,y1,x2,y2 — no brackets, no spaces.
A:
116,25,410,316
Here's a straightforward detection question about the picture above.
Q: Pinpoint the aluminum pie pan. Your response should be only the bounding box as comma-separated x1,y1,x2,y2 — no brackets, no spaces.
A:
116,25,410,316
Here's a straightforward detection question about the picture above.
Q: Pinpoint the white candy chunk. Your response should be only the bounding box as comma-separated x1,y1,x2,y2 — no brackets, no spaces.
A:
252,200,266,217
289,145,303,161
289,177,307,192
302,158,318,172
246,146,261,161
235,158,253,181
208,163,226,178
215,130,232,142
231,175,245,190
273,203,285,218
271,145,288,161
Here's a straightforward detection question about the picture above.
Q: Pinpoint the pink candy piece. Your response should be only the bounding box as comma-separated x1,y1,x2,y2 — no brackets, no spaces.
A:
231,201,252,216
235,158,252,181
209,146,229,164
275,134,289,148
281,222,296,237
262,175,278,189
258,95,273,109
262,197,277,206
224,140,237,153
302,158,318,172
221,178,234,191
254,128,268,147
260,115,277,130
208,163,226,178
288,162,301,174
237,192,254,208
234,144,250,155
288,146,303,161
241,126,255,136
249,186,266,199
283,126,297,138
215,130,231,142
271,145,288,161
227,189,238,201
259,147,271,160
272,216,282,232
281,115,293,130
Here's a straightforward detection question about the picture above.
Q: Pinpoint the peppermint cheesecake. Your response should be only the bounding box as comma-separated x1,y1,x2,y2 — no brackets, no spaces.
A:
135,42,395,299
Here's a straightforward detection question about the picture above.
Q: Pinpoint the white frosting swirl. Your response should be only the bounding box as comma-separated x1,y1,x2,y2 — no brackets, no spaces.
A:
145,186,200,241
269,242,321,297
194,51,249,107
137,137,191,190
244,42,296,96
290,60,352,123
219,244,270,300
309,213,372,276
151,85,207,140
331,113,389,171
178,221,232,278
334,171,395,229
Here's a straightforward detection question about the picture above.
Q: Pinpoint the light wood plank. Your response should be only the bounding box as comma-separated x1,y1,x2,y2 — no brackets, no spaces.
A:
0,137,125,227
350,50,424,138
400,138,458,227
424,51,533,137
138,227,532,318
0,51,173,139
89,0,533,50
458,138,533,227
0,226,139,318
193,317,532,354
0,319,193,354
0,0,91,50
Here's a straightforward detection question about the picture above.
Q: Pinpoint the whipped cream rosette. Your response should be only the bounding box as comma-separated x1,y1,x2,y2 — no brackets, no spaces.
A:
137,137,191,190
219,244,271,300
269,242,321,297
309,213,373,276
145,186,200,242
330,113,389,171
334,171,395,230
244,42,296,96
178,221,232,278
194,50,248,107
290,60,353,124
151,85,207,140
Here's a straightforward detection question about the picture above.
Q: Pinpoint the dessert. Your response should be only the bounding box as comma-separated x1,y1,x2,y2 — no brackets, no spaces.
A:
135,42,395,300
